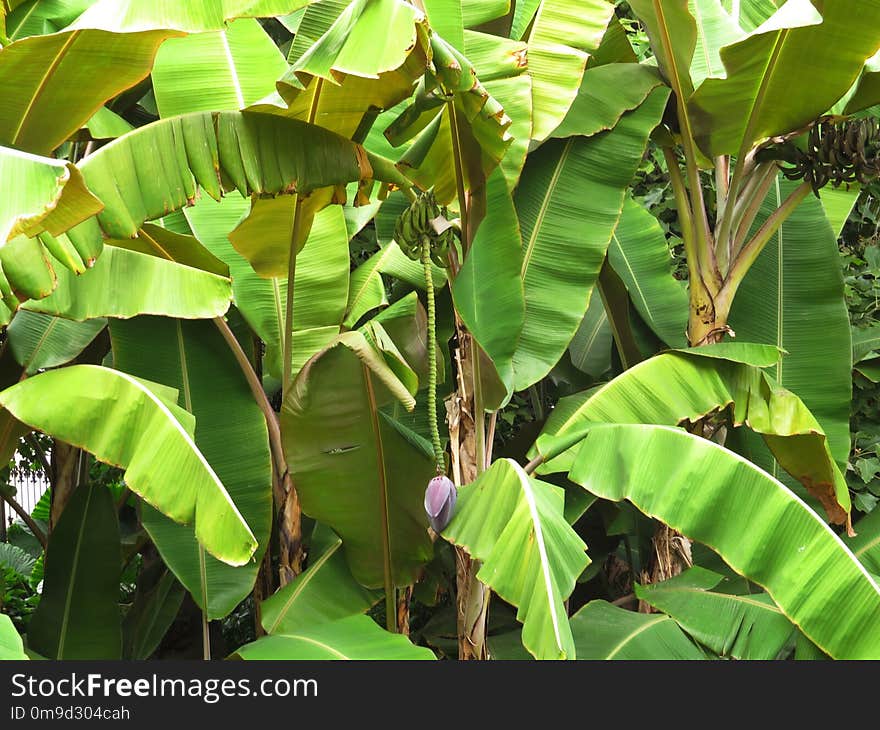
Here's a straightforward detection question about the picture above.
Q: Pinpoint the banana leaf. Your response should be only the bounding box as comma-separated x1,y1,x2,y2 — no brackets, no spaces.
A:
689,0,880,156
111,316,272,619
511,87,669,391
0,145,103,303
570,600,707,660
531,344,851,524
526,0,615,141
21,244,232,321
152,18,288,117
607,198,689,349
185,196,349,380
0,614,28,660
7,310,105,374
442,458,589,660
567,423,880,659
27,483,121,659
0,365,258,566
634,566,796,659
236,615,435,659
260,524,381,635
451,168,525,404
281,330,434,588
728,177,852,469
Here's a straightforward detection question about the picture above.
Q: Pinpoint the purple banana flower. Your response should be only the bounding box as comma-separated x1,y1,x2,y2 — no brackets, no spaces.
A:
424,475,457,532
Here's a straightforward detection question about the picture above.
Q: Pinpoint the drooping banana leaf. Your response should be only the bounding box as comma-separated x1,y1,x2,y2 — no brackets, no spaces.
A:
634,566,796,659
21,244,233,321
260,524,381,635
728,177,852,469
526,0,616,141
530,344,850,524
569,600,707,660
511,87,669,391
550,62,665,141
75,111,372,243
724,0,780,32
0,614,28,660
689,0,880,157
270,0,430,140
7,310,105,374
111,316,272,619
185,196,349,380
0,365,258,566
4,0,95,41
0,144,103,303
442,458,589,660
844,50,880,114
688,0,746,87
281,330,434,588
236,615,435,659
567,423,880,659
152,18,288,117
568,292,612,378
451,168,525,404
27,483,121,659
607,198,689,349
122,568,186,660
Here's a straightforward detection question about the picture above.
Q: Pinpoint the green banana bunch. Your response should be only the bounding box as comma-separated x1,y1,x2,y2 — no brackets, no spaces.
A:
393,190,456,268
763,116,880,196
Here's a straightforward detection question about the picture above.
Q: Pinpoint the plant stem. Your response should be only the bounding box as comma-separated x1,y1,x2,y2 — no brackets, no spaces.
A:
0,490,47,549
729,164,779,259
282,197,303,396
485,410,497,467
523,454,543,476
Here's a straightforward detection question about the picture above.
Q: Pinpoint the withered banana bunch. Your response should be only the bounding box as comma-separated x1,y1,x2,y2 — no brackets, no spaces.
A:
393,190,456,268
777,117,880,196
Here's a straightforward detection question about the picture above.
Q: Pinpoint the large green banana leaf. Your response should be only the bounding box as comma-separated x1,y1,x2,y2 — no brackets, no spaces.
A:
724,0,780,32
688,0,745,86
271,0,429,140
689,0,880,156
111,317,273,619
260,524,380,634
7,310,105,374
236,615,435,659
844,508,880,574
0,614,27,660
551,63,665,141
0,365,258,566
461,30,531,190
122,569,186,660
0,28,174,154
4,0,95,41
531,344,850,524
185,196,349,380
569,292,612,378
21,244,233,321
27,483,121,659
281,330,434,588
152,18,288,117
451,169,525,404
567,423,880,659
442,458,589,660
462,0,509,29
0,0,311,153
526,0,615,141
844,50,880,114
634,566,796,659
511,87,669,391
569,600,707,660
728,177,852,468
422,0,465,50
75,111,371,242
0,145,103,303
608,198,689,349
